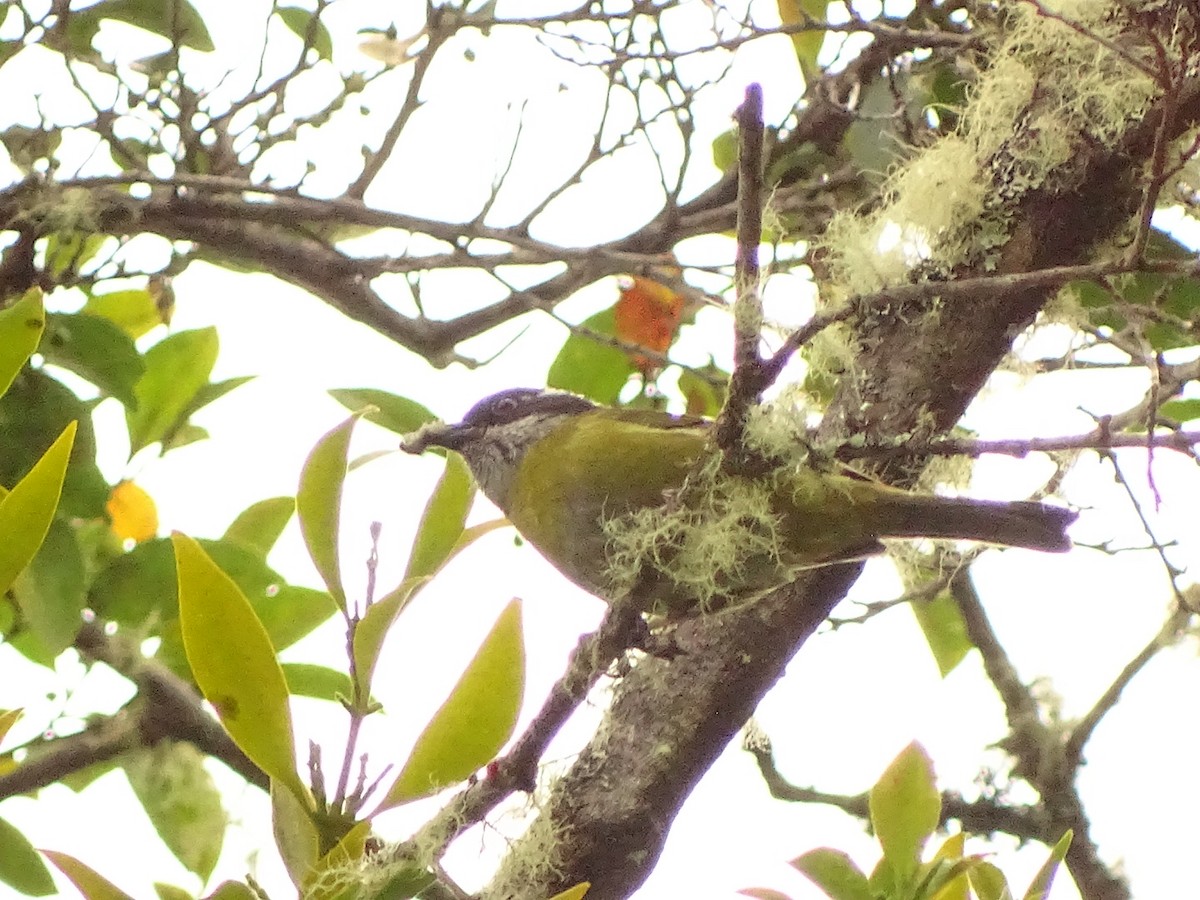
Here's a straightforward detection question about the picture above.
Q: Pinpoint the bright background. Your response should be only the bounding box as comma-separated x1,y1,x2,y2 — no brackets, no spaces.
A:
0,1,1197,898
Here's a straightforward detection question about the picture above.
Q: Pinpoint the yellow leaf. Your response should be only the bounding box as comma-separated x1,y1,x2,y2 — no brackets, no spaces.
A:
272,780,319,888
106,480,159,542
42,850,134,900
0,288,44,396
304,820,372,899
173,533,309,805
0,422,76,595
379,599,525,808
298,414,365,609
547,884,591,900
0,708,21,744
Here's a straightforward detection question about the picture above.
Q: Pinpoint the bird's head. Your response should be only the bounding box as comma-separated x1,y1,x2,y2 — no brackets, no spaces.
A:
401,388,596,508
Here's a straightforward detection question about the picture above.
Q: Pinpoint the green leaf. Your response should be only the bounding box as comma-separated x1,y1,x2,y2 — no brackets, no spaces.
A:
966,861,1010,900
328,388,435,436
0,288,44,397
1145,321,1194,352
223,496,295,555
405,454,475,580
281,663,356,704
0,368,108,518
128,328,219,454
271,781,318,890
870,742,940,888
790,848,873,900
1158,398,1200,424
154,885,194,900
0,422,76,596
41,313,144,408
82,288,163,339
351,577,426,703
1022,831,1072,900
365,866,436,900
711,129,737,173
43,232,108,280
304,821,372,899
0,709,21,744
777,0,829,73
125,741,226,882
256,586,339,652
0,815,55,896
277,6,333,60
911,591,973,677
173,533,308,804
204,882,257,900
182,376,253,422
297,415,360,609
78,0,215,52
11,518,86,655
42,850,134,900
677,364,727,417
91,538,337,655
844,74,914,179
548,307,636,405
381,599,525,808
1163,278,1200,319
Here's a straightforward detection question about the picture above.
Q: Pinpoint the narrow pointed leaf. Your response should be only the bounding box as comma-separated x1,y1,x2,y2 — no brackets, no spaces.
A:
277,6,333,60
272,780,319,889
125,741,225,881
224,496,295,555
173,533,307,803
966,861,1011,900
42,850,134,900
0,288,44,396
11,517,86,654
128,328,218,453
404,453,474,580
912,591,973,677
352,577,427,703
41,312,143,407
0,421,76,595
790,848,873,900
0,815,54,895
328,388,434,436
380,599,525,808
0,709,21,744
82,288,162,339
1022,831,1072,900
297,415,361,608
870,742,940,887
282,663,356,704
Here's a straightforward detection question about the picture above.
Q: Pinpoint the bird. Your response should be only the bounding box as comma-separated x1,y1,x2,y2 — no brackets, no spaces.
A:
401,387,1076,614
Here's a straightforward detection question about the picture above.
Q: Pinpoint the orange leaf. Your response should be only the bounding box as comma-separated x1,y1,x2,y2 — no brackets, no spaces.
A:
613,276,685,373
106,480,159,543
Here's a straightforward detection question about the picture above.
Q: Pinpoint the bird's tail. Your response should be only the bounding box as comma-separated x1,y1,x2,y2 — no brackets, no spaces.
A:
874,494,1077,553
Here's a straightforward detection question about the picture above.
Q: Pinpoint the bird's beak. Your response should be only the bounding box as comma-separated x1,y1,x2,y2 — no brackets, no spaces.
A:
400,420,477,454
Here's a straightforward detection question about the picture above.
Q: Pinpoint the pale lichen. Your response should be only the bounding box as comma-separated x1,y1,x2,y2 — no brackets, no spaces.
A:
601,454,787,611
820,0,1162,296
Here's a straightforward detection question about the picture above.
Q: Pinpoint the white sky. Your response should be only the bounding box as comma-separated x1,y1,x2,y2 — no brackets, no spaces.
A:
1,2,1198,899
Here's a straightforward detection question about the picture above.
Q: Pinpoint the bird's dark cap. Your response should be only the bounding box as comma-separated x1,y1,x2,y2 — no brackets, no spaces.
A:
400,388,596,454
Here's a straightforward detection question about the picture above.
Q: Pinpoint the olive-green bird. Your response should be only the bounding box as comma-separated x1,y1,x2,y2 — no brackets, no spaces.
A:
402,388,1075,611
